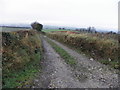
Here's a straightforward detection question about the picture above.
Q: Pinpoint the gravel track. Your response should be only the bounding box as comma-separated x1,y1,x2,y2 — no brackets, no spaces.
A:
32,36,119,88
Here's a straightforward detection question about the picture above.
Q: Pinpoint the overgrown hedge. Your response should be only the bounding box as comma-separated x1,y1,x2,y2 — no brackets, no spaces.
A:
46,31,119,69
2,30,43,88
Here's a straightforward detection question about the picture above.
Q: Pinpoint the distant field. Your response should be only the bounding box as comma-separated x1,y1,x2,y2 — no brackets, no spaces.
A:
43,29,69,32
43,29,118,40
43,29,82,33
0,27,30,32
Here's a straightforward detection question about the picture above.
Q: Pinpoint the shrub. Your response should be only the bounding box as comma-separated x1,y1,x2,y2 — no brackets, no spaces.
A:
31,22,43,31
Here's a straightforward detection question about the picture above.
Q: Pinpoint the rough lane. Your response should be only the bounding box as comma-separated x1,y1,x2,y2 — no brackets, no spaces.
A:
33,38,86,88
32,36,119,88
45,36,119,88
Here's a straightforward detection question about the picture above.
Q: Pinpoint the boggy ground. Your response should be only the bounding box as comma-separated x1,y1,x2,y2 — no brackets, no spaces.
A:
32,36,119,88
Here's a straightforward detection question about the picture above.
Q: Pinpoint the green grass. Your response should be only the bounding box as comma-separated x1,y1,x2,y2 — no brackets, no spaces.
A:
45,37,76,67
42,29,69,32
3,52,41,88
2,27,30,32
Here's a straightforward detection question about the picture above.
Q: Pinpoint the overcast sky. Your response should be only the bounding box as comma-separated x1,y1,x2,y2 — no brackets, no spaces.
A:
0,0,119,30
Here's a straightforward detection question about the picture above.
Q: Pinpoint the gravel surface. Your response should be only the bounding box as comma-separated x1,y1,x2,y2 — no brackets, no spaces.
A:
32,36,119,88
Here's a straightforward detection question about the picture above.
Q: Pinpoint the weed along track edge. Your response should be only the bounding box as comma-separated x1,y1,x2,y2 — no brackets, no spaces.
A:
44,36,77,68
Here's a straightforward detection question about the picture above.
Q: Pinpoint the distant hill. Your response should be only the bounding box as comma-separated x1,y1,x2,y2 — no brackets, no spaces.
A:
0,23,31,28
0,23,118,33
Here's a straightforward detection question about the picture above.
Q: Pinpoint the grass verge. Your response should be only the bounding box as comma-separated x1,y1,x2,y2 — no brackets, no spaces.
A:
45,37,76,67
3,52,41,88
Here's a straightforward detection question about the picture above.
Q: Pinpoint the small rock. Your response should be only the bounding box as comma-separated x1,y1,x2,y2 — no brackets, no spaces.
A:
88,68,91,71
54,71,57,73
109,84,113,88
91,67,94,70
90,58,94,61
92,75,96,79
51,73,54,76
32,86,35,88
99,68,102,71
109,58,111,61
35,80,39,82
99,78,106,82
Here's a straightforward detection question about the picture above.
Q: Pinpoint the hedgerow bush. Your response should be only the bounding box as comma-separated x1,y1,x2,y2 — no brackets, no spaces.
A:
2,30,43,88
46,31,119,69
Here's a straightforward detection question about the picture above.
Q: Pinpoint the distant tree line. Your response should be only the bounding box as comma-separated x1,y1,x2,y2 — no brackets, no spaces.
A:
75,27,117,34
59,28,65,30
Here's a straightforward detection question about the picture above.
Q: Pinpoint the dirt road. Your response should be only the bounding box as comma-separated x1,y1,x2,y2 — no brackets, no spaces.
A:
32,36,119,88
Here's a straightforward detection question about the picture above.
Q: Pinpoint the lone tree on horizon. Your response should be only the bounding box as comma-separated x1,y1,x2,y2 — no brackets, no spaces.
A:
31,22,43,31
